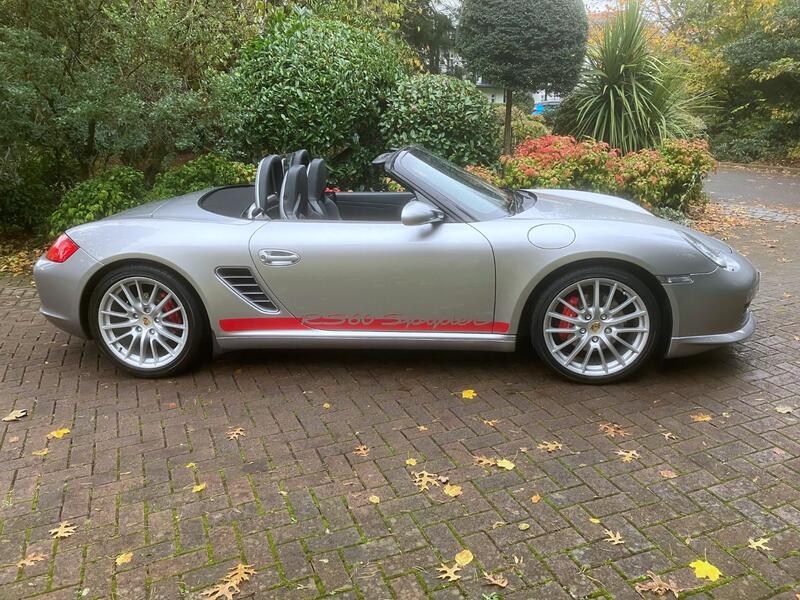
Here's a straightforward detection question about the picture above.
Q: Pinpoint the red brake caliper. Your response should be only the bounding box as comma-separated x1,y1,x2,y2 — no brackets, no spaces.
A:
158,292,183,324
558,294,580,341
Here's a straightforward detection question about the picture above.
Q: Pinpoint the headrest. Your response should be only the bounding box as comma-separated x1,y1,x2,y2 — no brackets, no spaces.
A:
255,155,284,211
290,149,310,168
307,158,327,203
280,165,309,220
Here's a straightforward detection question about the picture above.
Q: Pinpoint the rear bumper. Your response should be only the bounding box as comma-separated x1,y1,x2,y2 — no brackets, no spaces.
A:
666,310,756,358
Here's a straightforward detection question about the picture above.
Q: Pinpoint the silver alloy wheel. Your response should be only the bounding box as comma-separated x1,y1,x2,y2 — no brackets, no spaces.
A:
543,277,650,377
98,276,189,370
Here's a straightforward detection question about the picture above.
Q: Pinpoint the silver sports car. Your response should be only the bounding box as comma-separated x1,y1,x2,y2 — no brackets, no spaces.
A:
34,146,758,383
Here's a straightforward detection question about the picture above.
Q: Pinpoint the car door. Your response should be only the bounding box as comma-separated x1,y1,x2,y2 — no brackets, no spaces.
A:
247,219,498,333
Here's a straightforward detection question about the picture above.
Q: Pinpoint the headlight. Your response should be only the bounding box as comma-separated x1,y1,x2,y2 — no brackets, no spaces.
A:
683,233,729,269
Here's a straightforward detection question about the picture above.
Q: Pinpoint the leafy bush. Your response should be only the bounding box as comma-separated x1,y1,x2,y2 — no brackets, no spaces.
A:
0,148,68,232
220,11,411,187
478,135,714,213
148,155,256,200
493,106,549,150
49,167,145,236
555,1,704,154
380,74,498,165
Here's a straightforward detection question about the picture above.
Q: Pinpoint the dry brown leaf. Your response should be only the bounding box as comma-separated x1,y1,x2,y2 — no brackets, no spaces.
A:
354,445,370,457
660,470,678,479
491,521,505,529
192,482,207,493
473,455,497,467
417,424,428,431
747,537,772,551
32,448,48,457
49,521,76,539
115,552,133,566
537,441,563,453
589,517,601,524
322,402,331,409
405,457,417,466
616,449,640,463
461,389,478,400
661,431,677,441
634,570,683,597
443,483,462,497
483,571,509,588
482,418,501,428
599,422,630,438
17,552,46,568
46,428,70,440
8,436,19,443
775,405,794,414
603,529,625,545
202,582,238,600
223,563,257,586
454,548,473,566
531,494,542,504
412,471,441,491
436,562,462,582
691,413,712,423
496,458,515,470
2,409,27,422
226,427,246,440
368,495,380,504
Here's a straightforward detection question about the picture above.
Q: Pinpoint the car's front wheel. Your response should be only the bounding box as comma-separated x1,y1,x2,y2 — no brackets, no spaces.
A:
531,266,661,384
88,264,206,377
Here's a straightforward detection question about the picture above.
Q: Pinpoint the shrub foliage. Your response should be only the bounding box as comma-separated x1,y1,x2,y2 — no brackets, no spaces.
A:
148,155,256,200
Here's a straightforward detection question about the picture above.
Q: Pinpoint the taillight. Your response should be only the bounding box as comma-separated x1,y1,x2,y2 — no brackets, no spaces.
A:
46,234,80,263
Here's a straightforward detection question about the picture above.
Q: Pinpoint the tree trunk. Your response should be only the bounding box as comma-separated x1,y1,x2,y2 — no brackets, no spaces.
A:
503,88,513,155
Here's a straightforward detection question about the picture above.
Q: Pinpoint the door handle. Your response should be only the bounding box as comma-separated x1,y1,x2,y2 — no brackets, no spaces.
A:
258,249,301,266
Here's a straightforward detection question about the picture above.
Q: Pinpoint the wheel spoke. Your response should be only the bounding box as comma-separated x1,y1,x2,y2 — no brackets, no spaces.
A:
593,279,601,312
605,338,626,366
576,283,589,313
120,283,138,309
612,334,640,353
545,326,577,334
597,344,609,373
607,310,646,325
563,336,590,365
109,293,132,313
603,283,618,313
554,334,579,352
581,345,594,373
609,295,637,315
547,311,582,325
100,319,138,331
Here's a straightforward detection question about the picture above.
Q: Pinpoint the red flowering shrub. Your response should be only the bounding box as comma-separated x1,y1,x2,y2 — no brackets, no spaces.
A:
473,136,715,214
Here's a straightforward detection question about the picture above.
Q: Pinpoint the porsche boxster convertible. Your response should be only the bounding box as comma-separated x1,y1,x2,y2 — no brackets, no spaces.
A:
34,146,758,383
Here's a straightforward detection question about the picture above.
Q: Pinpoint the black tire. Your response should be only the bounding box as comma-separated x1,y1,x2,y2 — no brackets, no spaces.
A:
531,266,661,384
88,264,207,378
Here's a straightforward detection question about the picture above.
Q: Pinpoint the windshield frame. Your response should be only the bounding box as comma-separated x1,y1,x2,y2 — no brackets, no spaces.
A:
386,146,512,222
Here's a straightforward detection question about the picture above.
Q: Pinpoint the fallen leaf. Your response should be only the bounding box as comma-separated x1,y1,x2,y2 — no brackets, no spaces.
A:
185,463,196,469
599,422,630,438
322,402,331,409
223,563,257,586
167,402,178,409
747,537,772,551
202,563,257,599
436,562,461,582
473,455,497,467
483,571,509,588
660,470,678,479
17,552,46,568
491,521,505,529
496,458,515,470
518,522,530,531
454,548,473,566
775,406,793,414
616,449,641,463
537,440,563,453
603,529,625,545
405,457,417,466
589,517,601,524
662,431,677,441
412,471,441,492
417,425,428,431
634,570,683,597
689,559,721,582
115,552,133,566
49,521,76,539
519,446,529,453
461,389,478,400
32,448,48,457
8,436,19,443
482,418,501,427
2,409,27,422
46,428,70,440
192,482,207,493
691,414,712,423
354,445,370,457
226,427,246,440
443,483,462,497
530,494,542,504
368,495,380,504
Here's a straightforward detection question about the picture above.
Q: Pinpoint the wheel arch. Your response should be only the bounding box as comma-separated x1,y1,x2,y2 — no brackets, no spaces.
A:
515,258,673,356
79,258,211,341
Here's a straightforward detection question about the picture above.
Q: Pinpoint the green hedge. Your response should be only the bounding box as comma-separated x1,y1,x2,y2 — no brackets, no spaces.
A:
148,155,256,200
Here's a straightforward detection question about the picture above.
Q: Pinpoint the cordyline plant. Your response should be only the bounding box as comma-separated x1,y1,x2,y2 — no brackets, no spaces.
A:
556,1,706,154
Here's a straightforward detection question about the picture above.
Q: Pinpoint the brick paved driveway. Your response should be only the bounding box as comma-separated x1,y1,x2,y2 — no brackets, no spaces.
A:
1,214,798,599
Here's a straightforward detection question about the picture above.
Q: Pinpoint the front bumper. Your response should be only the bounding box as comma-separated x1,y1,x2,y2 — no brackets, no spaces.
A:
34,248,102,339
667,310,756,358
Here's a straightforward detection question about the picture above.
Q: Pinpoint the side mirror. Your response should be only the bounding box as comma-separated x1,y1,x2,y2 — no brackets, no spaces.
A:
401,200,444,226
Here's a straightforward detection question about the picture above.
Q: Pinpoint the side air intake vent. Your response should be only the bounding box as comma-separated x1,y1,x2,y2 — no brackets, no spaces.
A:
216,267,278,313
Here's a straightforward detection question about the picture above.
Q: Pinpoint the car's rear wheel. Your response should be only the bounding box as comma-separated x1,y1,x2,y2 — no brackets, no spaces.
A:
531,266,660,383
88,265,206,377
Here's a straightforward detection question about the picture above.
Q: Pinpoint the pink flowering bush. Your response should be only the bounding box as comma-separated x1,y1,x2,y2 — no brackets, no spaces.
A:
472,135,715,214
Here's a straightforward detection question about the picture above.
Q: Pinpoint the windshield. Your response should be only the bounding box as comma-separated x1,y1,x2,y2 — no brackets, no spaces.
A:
394,147,511,220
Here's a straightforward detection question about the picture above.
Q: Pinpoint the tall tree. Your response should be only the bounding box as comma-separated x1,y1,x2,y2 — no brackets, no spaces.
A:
458,0,588,154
